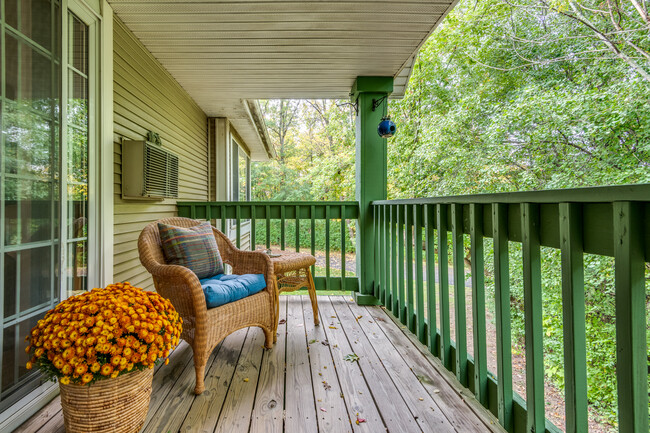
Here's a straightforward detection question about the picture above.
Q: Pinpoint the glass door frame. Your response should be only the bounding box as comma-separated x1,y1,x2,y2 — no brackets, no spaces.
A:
60,0,100,302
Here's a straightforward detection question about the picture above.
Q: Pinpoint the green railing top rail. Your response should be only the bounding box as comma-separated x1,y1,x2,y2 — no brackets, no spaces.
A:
177,200,359,207
177,201,360,220
372,195,649,261
372,183,650,205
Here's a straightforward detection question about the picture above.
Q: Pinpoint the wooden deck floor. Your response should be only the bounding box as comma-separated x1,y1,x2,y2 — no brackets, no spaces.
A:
16,296,502,433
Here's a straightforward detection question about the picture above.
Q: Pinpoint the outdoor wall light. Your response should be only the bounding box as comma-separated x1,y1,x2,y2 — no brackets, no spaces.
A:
378,116,396,138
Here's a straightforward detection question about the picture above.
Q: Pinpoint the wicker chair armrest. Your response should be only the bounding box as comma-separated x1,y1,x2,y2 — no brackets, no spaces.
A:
147,263,208,322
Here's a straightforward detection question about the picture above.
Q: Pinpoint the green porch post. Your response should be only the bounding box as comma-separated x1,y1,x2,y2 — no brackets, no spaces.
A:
351,76,393,305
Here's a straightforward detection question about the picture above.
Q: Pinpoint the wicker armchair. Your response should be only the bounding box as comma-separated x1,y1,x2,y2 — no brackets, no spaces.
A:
138,217,277,394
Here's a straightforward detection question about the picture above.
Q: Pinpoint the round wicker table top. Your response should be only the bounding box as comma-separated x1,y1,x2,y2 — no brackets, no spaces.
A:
269,252,316,273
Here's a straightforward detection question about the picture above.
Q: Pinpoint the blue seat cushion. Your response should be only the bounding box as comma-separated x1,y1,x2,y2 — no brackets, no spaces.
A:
199,274,266,309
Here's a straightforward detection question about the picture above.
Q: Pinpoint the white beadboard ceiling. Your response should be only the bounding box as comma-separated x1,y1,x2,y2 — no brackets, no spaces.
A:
109,0,457,158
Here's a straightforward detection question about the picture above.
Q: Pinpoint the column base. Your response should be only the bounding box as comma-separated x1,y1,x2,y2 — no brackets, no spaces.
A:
353,292,381,306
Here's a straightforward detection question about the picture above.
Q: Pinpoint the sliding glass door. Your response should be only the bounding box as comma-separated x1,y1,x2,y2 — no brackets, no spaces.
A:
0,0,96,411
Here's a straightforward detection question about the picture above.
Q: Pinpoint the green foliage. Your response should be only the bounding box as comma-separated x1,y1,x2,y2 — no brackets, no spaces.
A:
253,219,356,253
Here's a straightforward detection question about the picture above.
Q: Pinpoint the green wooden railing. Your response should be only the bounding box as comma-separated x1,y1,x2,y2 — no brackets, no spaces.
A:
177,201,360,292
372,184,649,433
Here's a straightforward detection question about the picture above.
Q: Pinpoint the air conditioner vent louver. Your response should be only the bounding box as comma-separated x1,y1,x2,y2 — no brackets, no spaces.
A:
122,140,179,200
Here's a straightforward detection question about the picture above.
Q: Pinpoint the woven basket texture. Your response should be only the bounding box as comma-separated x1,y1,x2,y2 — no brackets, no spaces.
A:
59,367,153,433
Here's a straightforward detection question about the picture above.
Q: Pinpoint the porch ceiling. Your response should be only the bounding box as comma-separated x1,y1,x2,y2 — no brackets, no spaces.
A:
109,0,457,105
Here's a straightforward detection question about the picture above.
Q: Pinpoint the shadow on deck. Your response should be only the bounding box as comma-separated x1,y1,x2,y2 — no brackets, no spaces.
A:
16,296,502,433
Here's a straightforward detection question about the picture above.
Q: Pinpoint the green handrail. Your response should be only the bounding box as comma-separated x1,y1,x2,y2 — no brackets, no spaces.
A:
177,201,360,292
371,183,649,433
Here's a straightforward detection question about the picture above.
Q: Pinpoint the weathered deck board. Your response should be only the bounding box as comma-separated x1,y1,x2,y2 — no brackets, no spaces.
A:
302,296,352,433
249,296,287,433
180,328,248,433
284,295,318,433
214,327,265,433
15,295,503,433
318,296,386,432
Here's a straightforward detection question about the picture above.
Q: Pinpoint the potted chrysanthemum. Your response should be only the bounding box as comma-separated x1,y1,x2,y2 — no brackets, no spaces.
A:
25,282,182,433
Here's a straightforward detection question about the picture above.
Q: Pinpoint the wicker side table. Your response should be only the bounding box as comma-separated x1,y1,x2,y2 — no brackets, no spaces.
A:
270,252,319,327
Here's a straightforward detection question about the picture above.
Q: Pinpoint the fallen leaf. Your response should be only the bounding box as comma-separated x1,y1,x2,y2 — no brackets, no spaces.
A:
419,397,424,401
322,381,331,391
320,407,327,412
243,378,249,382
278,319,286,325
344,353,360,363
356,315,363,320
309,339,317,344
321,340,329,346
355,413,366,425
329,326,337,329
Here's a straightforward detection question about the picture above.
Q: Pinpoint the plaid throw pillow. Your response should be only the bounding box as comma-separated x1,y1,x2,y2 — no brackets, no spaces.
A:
158,222,224,279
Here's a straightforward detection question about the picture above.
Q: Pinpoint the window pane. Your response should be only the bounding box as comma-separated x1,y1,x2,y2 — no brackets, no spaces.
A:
4,177,55,245
4,253,17,318
67,71,87,127
66,240,87,297
20,246,53,312
1,315,43,411
67,183,87,238
70,14,87,74
4,33,56,114
4,105,55,178
67,126,87,183
6,0,53,49
239,152,248,201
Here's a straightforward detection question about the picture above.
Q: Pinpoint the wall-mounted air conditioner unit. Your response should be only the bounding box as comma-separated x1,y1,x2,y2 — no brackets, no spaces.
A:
122,140,179,200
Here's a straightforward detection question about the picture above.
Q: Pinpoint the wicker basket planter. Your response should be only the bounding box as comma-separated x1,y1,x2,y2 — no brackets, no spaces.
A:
59,367,154,433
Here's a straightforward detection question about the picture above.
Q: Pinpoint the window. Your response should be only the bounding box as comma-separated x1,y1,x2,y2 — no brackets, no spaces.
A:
232,138,250,202
0,0,98,411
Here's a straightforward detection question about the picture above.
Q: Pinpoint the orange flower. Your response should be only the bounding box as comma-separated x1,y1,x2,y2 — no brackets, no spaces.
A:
61,364,73,375
62,347,75,361
60,376,71,385
100,364,113,376
90,362,101,373
81,373,93,384
74,364,88,375
53,356,65,369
